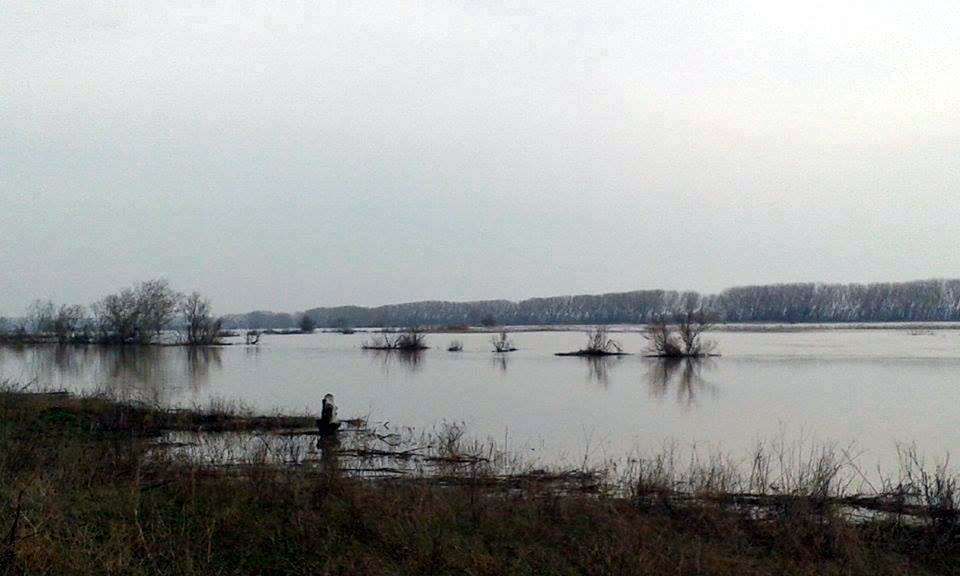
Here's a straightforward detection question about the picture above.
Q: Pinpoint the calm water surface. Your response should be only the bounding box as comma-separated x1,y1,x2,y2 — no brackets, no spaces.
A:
3,328,960,471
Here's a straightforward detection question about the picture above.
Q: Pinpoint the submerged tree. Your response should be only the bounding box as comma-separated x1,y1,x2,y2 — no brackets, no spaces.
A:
395,328,428,350
136,279,181,339
92,279,182,344
555,326,625,356
363,327,428,351
582,326,622,354
644,310,716,358
92,289,142,343
491,330,517,353
26,300,87,343
181,292,222,345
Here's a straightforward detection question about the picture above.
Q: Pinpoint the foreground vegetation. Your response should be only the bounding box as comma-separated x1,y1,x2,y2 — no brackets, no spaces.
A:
1,385,959,575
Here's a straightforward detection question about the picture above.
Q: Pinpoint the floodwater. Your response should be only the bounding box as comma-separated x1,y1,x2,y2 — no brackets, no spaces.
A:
3,327,960,473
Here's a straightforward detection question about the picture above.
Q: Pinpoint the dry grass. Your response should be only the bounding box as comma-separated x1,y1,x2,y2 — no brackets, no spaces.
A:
0,385,958,575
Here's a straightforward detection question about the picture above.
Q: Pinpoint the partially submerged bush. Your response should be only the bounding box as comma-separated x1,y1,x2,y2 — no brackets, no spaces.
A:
94,279,181,344
362,328,429,351
645,310,716,358
447,340,463,352
395,328,428,350
557,326,625,356
180,292,223,345
491,331,516,353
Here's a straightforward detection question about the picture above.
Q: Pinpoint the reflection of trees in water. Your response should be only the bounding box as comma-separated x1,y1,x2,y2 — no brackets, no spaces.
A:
584,356,621,388
2,344,93,387
1,345,221,404
364,349,424,374
102,346,223,402
101,346,169,404
644,358,718,407
492,354,509,373
186,347,222,390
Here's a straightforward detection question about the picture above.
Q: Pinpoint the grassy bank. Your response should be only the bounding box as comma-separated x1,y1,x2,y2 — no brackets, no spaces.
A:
0,387,958,575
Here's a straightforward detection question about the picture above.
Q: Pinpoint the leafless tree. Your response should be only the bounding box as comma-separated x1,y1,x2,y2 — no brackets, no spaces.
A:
24,300,86,342
491,330,516,353
26,299,55,334
363,327,428,350
556,325,625,356
93,279,182,343
645,310,716,358
395,327,428,350
93,289,141,343
363,329,398,349
181,292,222,345
136,279,181,339
583,326,622,354
52,304,86,343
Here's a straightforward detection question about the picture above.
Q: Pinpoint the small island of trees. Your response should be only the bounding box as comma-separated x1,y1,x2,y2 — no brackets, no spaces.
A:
556,326,627,357
361,328,429,351
491,331,517,353
643,310,717,358
1,279,225,346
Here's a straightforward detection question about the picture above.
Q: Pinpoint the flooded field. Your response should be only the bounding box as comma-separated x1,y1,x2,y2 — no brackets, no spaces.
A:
3,327,960,473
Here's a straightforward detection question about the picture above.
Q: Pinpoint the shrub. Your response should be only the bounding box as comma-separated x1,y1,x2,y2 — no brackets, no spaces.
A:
491,331,516,353
645,310,716,358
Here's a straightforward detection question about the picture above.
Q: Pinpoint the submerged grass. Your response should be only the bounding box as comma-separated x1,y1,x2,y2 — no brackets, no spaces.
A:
1,383,959,575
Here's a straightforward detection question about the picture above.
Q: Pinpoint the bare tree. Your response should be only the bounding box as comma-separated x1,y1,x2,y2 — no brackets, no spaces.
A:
395,327,428,350
26,299,56,334
363,329,398,349
362,327,428,350
180,292,222,345
136,279,181,339
93,289,140,343
93,279,182,343
644,310,716,358
23,300,86,342
583,326,622,354
51,304,86,343
491,330,517,353
555,326,625,356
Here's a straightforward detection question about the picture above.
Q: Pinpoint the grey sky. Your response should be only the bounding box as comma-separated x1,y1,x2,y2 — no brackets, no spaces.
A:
3,1,959,314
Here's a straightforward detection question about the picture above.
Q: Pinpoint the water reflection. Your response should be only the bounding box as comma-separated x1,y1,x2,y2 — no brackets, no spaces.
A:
364,349,424,373
102,346,224,404
0,344,222,404
492,353,509,373
644,358,718,407
1,344,91,386
584,356,621,388
186,347,223,389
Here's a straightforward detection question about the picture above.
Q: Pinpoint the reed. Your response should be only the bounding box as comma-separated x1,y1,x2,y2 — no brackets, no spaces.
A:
0,384,956,575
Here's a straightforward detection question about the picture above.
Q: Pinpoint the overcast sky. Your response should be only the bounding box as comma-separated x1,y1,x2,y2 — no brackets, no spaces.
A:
3,1,959,314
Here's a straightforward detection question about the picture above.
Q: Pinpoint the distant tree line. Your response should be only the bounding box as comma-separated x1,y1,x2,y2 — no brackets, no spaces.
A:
218,279,960,329
1,279,223,345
